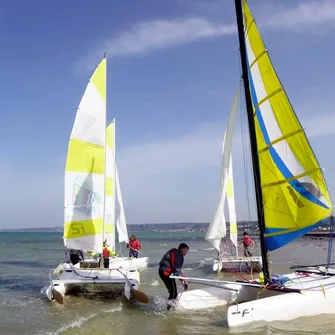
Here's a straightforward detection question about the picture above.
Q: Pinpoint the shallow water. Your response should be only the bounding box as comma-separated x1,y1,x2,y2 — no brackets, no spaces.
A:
0,231,334,335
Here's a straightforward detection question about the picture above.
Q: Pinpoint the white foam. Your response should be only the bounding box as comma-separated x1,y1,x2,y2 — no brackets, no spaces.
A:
150,280,159,286
103,303,123,313
45,314,97,335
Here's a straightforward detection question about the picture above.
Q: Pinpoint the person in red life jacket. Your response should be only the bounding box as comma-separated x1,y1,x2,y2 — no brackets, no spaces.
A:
126,235,141,258
102,242,110,268
158,243,189,308
239,232,255,257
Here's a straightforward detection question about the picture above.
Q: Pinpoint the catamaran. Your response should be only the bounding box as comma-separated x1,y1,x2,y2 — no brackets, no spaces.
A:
46,55,148,305
205,90,262,274
173,0,335,326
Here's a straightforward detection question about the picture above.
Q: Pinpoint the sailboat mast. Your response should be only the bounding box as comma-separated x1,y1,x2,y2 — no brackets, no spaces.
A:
112,118,116,252
102,52,107,262
234,0,270,282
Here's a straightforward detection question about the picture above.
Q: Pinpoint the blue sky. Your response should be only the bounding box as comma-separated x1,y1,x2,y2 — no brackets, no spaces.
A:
1,0,335,229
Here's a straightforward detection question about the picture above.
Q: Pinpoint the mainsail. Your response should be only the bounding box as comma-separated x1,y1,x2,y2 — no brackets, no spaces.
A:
205,91,239,251
242,0,333,251
64,56,106,253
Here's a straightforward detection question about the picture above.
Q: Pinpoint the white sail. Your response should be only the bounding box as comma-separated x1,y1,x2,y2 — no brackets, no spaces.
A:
115,166,129,243
105,121,129,248
63,56,107,253
104,121,116,251
205,90,239,252
227,158,238,254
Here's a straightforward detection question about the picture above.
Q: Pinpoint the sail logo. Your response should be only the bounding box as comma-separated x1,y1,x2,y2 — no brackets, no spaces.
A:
72,179,102,217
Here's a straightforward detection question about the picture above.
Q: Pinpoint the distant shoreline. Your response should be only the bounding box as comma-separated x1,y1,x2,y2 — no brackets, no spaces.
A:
0,221,331,237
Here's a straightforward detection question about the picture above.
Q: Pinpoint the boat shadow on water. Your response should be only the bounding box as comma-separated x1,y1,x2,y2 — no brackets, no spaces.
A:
68,286,125,301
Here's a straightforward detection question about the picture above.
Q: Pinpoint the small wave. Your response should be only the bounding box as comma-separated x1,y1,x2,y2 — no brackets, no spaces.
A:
145,296,169,315
103,303,122,313
196,260,205,269
150,280,159,286
204,247,215,251
204,257,213,262
159,243,168,246
44,314,97,335
189,249,198,252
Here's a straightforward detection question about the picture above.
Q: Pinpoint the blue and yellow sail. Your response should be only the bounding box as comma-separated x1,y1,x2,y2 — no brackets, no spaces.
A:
242,0,332,251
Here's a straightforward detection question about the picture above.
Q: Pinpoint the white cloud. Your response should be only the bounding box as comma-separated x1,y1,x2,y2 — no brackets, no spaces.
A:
75,18,235,72
74,0,335,72
263,0,335,31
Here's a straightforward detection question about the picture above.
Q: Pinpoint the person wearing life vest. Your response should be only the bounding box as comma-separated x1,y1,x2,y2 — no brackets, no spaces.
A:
102,240,116,268
69,249,84,265
126,235,141,258
239,232,255,257
158,243,189,306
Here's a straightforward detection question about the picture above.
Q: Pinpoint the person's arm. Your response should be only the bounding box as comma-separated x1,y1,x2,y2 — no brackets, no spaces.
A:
137,241,141,250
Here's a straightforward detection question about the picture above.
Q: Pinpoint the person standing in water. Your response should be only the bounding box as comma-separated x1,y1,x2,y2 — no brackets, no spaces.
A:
158,243,189,308
126,235,141,258
239,231,255,257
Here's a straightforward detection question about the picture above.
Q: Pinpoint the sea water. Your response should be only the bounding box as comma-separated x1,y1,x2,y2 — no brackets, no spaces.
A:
0,231,334,335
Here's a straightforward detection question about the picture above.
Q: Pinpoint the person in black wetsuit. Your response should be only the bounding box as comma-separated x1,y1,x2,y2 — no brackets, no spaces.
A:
158,243,189,307
69,249,84,265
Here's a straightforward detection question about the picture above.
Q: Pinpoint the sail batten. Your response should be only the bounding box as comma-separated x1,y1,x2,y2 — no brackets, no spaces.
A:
242,0,332,251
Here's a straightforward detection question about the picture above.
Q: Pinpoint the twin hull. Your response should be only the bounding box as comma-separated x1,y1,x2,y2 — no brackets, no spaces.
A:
177,270,335,327
46,256,148,302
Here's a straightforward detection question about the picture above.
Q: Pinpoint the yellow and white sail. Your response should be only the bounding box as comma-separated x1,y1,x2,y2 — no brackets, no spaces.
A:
63,56,106,253
242,0,332,251
205,90,239,252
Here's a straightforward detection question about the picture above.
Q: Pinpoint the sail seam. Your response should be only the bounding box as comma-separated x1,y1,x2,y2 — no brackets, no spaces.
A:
69,138,104,150
258,128,303,153
262,168,321,188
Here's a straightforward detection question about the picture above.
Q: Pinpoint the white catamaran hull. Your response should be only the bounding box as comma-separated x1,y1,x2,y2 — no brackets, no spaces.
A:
228,270,335,327
213,256,262,272
172,275,283,310
46,260,142,302
176,285,240,310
